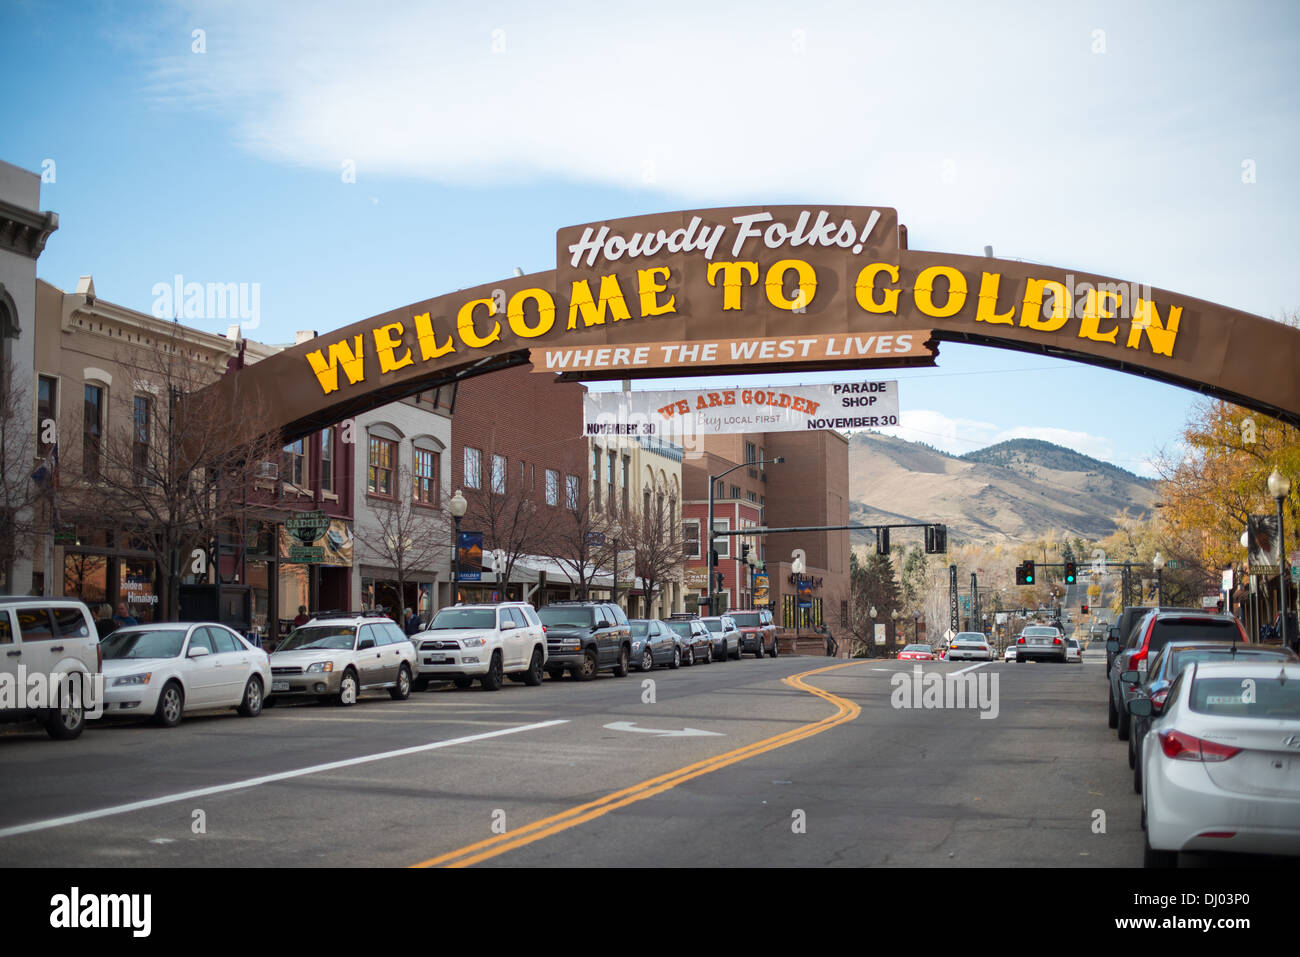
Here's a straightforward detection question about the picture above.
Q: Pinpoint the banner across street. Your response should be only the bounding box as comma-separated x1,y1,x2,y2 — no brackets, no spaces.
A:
583,380,899,436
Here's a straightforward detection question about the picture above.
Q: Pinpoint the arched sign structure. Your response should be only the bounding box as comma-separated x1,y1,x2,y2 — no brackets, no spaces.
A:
198,205,1300,444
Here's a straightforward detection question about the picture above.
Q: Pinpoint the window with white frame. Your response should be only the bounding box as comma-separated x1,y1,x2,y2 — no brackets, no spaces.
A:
546,469,559,506
491,454,507,495
464,446,482,489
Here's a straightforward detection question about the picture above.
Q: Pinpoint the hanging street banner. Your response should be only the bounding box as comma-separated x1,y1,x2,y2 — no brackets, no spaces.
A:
1247,514,1281,574
458,530,484,582
584,380,899,436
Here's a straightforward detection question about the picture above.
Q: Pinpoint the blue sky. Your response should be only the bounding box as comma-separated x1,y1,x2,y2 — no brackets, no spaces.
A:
4,0,1298,477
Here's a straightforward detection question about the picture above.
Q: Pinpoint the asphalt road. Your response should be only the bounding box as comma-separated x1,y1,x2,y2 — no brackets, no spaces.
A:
0,648,1145,867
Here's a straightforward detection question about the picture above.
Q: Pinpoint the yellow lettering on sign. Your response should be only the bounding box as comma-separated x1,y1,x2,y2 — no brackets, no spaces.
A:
507,288,556,339
412,312,455,360
457,298,501,349
637,267,676,317
765,259,817,311
975,271,1015,325
1127,299,1181,357
1078,289,1121,344
306,336,365,395
706,261,759,310
568,274,632,330
373,322,414,373
914,265,967,318
1020,278,1071,332
854,263,900,315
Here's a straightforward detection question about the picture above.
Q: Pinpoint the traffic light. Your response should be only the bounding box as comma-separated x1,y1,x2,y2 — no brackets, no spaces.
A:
1064,561,1076,584
741,542,750,562
1081,603,1089,614
1015,563,1027,585
1023,560,1035,584
714,571,725,591
876,526,890,555
925,524,948,554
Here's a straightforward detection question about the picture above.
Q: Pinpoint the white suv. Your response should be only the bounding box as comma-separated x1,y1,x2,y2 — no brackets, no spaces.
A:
415,603,546,691
0,597,102,739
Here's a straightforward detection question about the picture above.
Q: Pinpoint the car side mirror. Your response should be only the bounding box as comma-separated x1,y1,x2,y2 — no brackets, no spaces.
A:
1106,639,1120,653
596,620,610,629
187,645,210,659
1121,669,1141,683
500,621,516,631
358,638,375,650
1127,698,1153,717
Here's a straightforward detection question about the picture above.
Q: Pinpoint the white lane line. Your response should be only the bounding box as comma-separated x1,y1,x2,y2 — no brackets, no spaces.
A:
951,661,992,675
0,719,568,840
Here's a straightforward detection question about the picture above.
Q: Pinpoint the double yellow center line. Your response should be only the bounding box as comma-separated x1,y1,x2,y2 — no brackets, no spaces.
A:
412,660,863,868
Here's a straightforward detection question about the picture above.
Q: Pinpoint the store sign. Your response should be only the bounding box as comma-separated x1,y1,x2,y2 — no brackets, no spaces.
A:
280,517,353,565
685,567,709,589
584,380,899,437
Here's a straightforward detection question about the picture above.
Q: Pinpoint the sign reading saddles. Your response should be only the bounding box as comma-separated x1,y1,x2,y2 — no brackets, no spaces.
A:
194,205,1300,444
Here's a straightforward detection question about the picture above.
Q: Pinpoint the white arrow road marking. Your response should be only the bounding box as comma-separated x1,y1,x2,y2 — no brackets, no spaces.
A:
603,721,723,737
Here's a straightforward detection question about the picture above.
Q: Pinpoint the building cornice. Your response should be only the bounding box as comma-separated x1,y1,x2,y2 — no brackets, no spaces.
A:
0,197,58,259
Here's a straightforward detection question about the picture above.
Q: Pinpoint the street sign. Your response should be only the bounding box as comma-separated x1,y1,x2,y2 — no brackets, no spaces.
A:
288,545,324,563
586,531,606,547
943,628,955,641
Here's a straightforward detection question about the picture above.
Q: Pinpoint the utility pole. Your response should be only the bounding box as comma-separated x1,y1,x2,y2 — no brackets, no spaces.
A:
949,564,958,636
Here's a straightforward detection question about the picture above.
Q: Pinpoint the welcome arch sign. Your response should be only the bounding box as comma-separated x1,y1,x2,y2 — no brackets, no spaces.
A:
199,205,1300,442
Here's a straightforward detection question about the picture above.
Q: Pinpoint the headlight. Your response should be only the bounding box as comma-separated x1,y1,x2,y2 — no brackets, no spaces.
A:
112,673,151,686
462,636,487,648
306,661,335,673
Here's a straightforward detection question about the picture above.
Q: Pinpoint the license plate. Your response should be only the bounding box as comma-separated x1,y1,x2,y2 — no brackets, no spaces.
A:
272,681,289,692
424,657,453,665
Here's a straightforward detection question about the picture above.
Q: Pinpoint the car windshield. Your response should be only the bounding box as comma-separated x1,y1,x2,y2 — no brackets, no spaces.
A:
903,644,929,652
1024,627,1057,637
629,621,650,637
666,621,693,638
429,608,497,630
101,629,186,659
1168,646,1295,675
1149,619,1241,654
276,625,356,651
1191,673,1300,719
703,619,723,632
955,634,983,642
539,607,595,629
731,613,760,628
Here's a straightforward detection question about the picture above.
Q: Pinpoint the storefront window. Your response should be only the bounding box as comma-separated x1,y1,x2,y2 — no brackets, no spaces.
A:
279,562,309,629
120,560,157,623
64,553,108,607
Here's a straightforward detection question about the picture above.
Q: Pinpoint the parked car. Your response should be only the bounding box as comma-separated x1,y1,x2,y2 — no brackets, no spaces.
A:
1015,625,1066,663
101,622,271,727
1133,660,1300,866
630,619,680,671
701,615,742,661
948,632,992,661
1110,610,1249,741
1108,605,1202,675
414,602,545,690
898,643,935,661
0,597,101,740
538,601,631,681
663,618,713,665
1124,641,1297,793
268,610,415,705
730,608,778,658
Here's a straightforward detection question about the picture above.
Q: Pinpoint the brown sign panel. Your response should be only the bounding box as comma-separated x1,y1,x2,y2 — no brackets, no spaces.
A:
193,205,1300,444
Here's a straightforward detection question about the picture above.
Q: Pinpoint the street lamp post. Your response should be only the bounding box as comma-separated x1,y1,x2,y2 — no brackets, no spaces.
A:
707,456,783,616
449,489,467,607
1242,528,1256,642
1153,551,1165,606
869,605,877,658
1269,468,1291,650
610,521,623,610
746,549,758,607
891,608,899,656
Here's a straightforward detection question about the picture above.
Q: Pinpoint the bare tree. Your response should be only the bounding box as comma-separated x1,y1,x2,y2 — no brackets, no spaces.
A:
624,477,687,618
354,466,450,619
59,329,283,620
0,362,42,587
543,495,618,601
462,464,556,598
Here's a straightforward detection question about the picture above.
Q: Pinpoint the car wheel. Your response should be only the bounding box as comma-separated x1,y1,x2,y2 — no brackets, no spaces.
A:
45,689,86,740
670,647,681,670
238,676,264,716
336,670,359,706
1143,830,1176,868
522,648,544,686
613,646,630,677
155,680,185,726
732,644,742,660
480,653,504,691
704,645,713,664
389,665,412,700
1133,752,1143,795
769,638,779,658
641,649,654,672
1107,688,1118,728
577,648,599,681
1117,704,1130,741
685,648,695,666
453,676,475,689
1127,729,1137,770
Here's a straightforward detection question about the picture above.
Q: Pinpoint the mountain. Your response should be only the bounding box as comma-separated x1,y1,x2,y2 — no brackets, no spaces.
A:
848,433,1155,547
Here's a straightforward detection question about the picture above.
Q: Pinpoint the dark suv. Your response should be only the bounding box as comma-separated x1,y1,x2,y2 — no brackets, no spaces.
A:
730,608,778,658
538,602,632,681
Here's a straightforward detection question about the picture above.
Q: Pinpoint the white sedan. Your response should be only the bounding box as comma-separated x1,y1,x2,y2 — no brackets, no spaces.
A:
1136,660,1300,866
100,622,271,727
1066,639,1082,663
1003,645,1017,662
948,633,992,661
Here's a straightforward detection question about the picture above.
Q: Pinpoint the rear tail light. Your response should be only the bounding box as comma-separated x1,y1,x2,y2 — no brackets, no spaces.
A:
1017,636,1025,644
1158,729,1241,762
1053,637,1062,645
1150,688,1168,709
